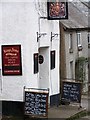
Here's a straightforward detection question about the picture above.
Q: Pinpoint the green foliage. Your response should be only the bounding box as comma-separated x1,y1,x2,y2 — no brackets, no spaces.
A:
75,57,87,66
75,57,87,82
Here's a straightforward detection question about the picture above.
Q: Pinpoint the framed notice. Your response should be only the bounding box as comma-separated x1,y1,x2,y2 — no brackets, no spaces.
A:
47,0,68,20
2,45,22,75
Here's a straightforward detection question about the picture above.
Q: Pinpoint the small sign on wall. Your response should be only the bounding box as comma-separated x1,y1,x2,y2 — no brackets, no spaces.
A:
2,45,22,75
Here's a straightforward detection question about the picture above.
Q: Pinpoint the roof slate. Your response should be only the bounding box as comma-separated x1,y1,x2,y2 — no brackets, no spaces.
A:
60,2,89,29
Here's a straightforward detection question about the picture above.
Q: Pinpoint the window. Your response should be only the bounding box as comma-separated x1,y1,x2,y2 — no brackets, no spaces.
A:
34,53,38,74
77,32,83,51
51,51,55,69
69,33,73,53
88,33,90,44
77,32,81,46
70,61,73,79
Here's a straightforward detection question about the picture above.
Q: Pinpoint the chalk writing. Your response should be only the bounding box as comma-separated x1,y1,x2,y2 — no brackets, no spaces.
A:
62,81,82,103
24,90,48,117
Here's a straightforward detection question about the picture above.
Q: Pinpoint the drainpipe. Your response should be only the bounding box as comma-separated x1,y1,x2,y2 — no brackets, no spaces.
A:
59,22,66,94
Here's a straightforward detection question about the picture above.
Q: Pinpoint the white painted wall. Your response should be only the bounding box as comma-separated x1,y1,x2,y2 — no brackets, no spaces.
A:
0,1,60,101
0,3,2,97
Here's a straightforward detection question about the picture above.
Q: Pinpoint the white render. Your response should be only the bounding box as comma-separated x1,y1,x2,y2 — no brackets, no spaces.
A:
0,1,60,101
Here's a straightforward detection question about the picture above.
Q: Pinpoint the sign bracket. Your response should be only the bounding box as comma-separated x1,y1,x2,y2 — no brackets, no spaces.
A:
37,32,47,42
51,32,60,41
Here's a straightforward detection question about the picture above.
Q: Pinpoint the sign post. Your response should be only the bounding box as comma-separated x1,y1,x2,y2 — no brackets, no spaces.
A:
24,88,49,118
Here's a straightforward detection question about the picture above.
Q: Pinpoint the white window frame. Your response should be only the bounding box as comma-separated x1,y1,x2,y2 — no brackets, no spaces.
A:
77,32,82,47
69,33,73,49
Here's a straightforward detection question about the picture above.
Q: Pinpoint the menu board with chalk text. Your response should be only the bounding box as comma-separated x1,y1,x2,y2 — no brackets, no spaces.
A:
61,80,82,103
24,88,49,117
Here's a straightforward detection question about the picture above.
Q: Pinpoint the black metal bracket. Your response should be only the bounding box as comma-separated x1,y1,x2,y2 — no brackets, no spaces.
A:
51,32,60,41
40,17,48,19
37,32,47,42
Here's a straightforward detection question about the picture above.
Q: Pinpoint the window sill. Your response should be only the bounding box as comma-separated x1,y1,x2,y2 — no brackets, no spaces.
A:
88,44,90,48
78,46,83,51
69,48,73,53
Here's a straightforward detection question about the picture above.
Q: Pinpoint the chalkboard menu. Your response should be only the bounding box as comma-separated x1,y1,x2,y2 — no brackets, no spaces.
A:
24,88,49,117
61,81,82,103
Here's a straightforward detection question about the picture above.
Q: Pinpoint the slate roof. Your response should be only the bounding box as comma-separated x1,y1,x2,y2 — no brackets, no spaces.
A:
60,2,89,29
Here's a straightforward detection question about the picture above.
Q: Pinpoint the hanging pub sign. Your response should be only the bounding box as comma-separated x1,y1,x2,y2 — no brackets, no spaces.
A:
2,45,22,75
47,0,68,20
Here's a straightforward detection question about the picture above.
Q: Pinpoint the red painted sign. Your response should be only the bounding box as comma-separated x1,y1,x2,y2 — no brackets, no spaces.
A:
2,45,22,75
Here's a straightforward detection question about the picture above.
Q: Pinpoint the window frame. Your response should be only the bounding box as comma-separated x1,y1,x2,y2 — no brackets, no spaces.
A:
70,61,74,79
77,32,82,47
69,33,73,53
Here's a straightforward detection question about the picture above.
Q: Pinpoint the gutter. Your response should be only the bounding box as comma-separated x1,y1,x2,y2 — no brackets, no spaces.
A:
64,27,90,32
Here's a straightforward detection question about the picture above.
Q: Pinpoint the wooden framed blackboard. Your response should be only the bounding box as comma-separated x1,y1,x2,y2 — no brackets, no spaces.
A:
61,80,82,103
24,88,49,118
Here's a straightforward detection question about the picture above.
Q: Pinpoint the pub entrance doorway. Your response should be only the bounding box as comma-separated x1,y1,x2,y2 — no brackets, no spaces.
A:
38,47,49,89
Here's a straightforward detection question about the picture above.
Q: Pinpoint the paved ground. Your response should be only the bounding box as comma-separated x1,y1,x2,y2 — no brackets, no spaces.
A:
0,95,89,119
81,94,90,111
0,116,2,120
77,95,90,120
0,105,86,120
48,95,90,119
48,104,86,119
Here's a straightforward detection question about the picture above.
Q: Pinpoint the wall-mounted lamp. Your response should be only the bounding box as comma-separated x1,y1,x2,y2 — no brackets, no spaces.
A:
51,32,60,41
37,32,47,42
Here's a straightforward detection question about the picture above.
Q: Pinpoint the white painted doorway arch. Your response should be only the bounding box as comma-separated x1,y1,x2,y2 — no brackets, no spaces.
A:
38,47,49,89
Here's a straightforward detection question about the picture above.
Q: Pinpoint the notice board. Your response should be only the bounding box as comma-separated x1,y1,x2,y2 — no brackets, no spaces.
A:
24,88,49,118
2,45,22,75
61,80,82,103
